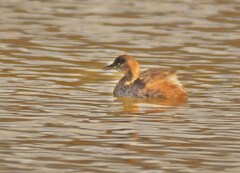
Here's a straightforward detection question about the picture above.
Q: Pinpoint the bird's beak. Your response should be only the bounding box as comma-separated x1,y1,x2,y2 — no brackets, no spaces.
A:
103,63,117,70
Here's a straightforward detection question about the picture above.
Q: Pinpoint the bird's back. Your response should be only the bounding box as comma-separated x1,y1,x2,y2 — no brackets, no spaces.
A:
137,68,187,100
139,68,176,84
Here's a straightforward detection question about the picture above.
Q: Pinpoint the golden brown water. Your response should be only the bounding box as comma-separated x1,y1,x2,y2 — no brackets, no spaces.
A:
0,0,240,172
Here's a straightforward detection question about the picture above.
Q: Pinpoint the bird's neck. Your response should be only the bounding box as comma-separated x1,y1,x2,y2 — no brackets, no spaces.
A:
123,65,140,86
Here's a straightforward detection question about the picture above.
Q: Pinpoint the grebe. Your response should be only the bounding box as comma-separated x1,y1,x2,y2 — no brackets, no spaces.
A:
104,55,188,101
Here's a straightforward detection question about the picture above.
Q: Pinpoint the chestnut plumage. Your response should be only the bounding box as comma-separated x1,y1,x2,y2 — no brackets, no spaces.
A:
104,54,188,101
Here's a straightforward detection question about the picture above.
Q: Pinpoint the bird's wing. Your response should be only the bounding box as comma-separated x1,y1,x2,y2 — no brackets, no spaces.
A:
137,68,177,98
139,68,176,84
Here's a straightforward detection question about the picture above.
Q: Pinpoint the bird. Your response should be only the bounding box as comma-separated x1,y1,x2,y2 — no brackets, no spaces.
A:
104,54,188,102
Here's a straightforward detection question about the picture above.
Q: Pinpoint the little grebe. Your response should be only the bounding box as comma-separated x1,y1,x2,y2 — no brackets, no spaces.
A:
104,55,188,101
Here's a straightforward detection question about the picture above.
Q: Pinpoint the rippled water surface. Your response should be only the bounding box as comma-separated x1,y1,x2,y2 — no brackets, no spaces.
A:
0,0,240,172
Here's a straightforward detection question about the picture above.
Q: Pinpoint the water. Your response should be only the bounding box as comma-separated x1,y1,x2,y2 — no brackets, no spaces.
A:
0,0,239,172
